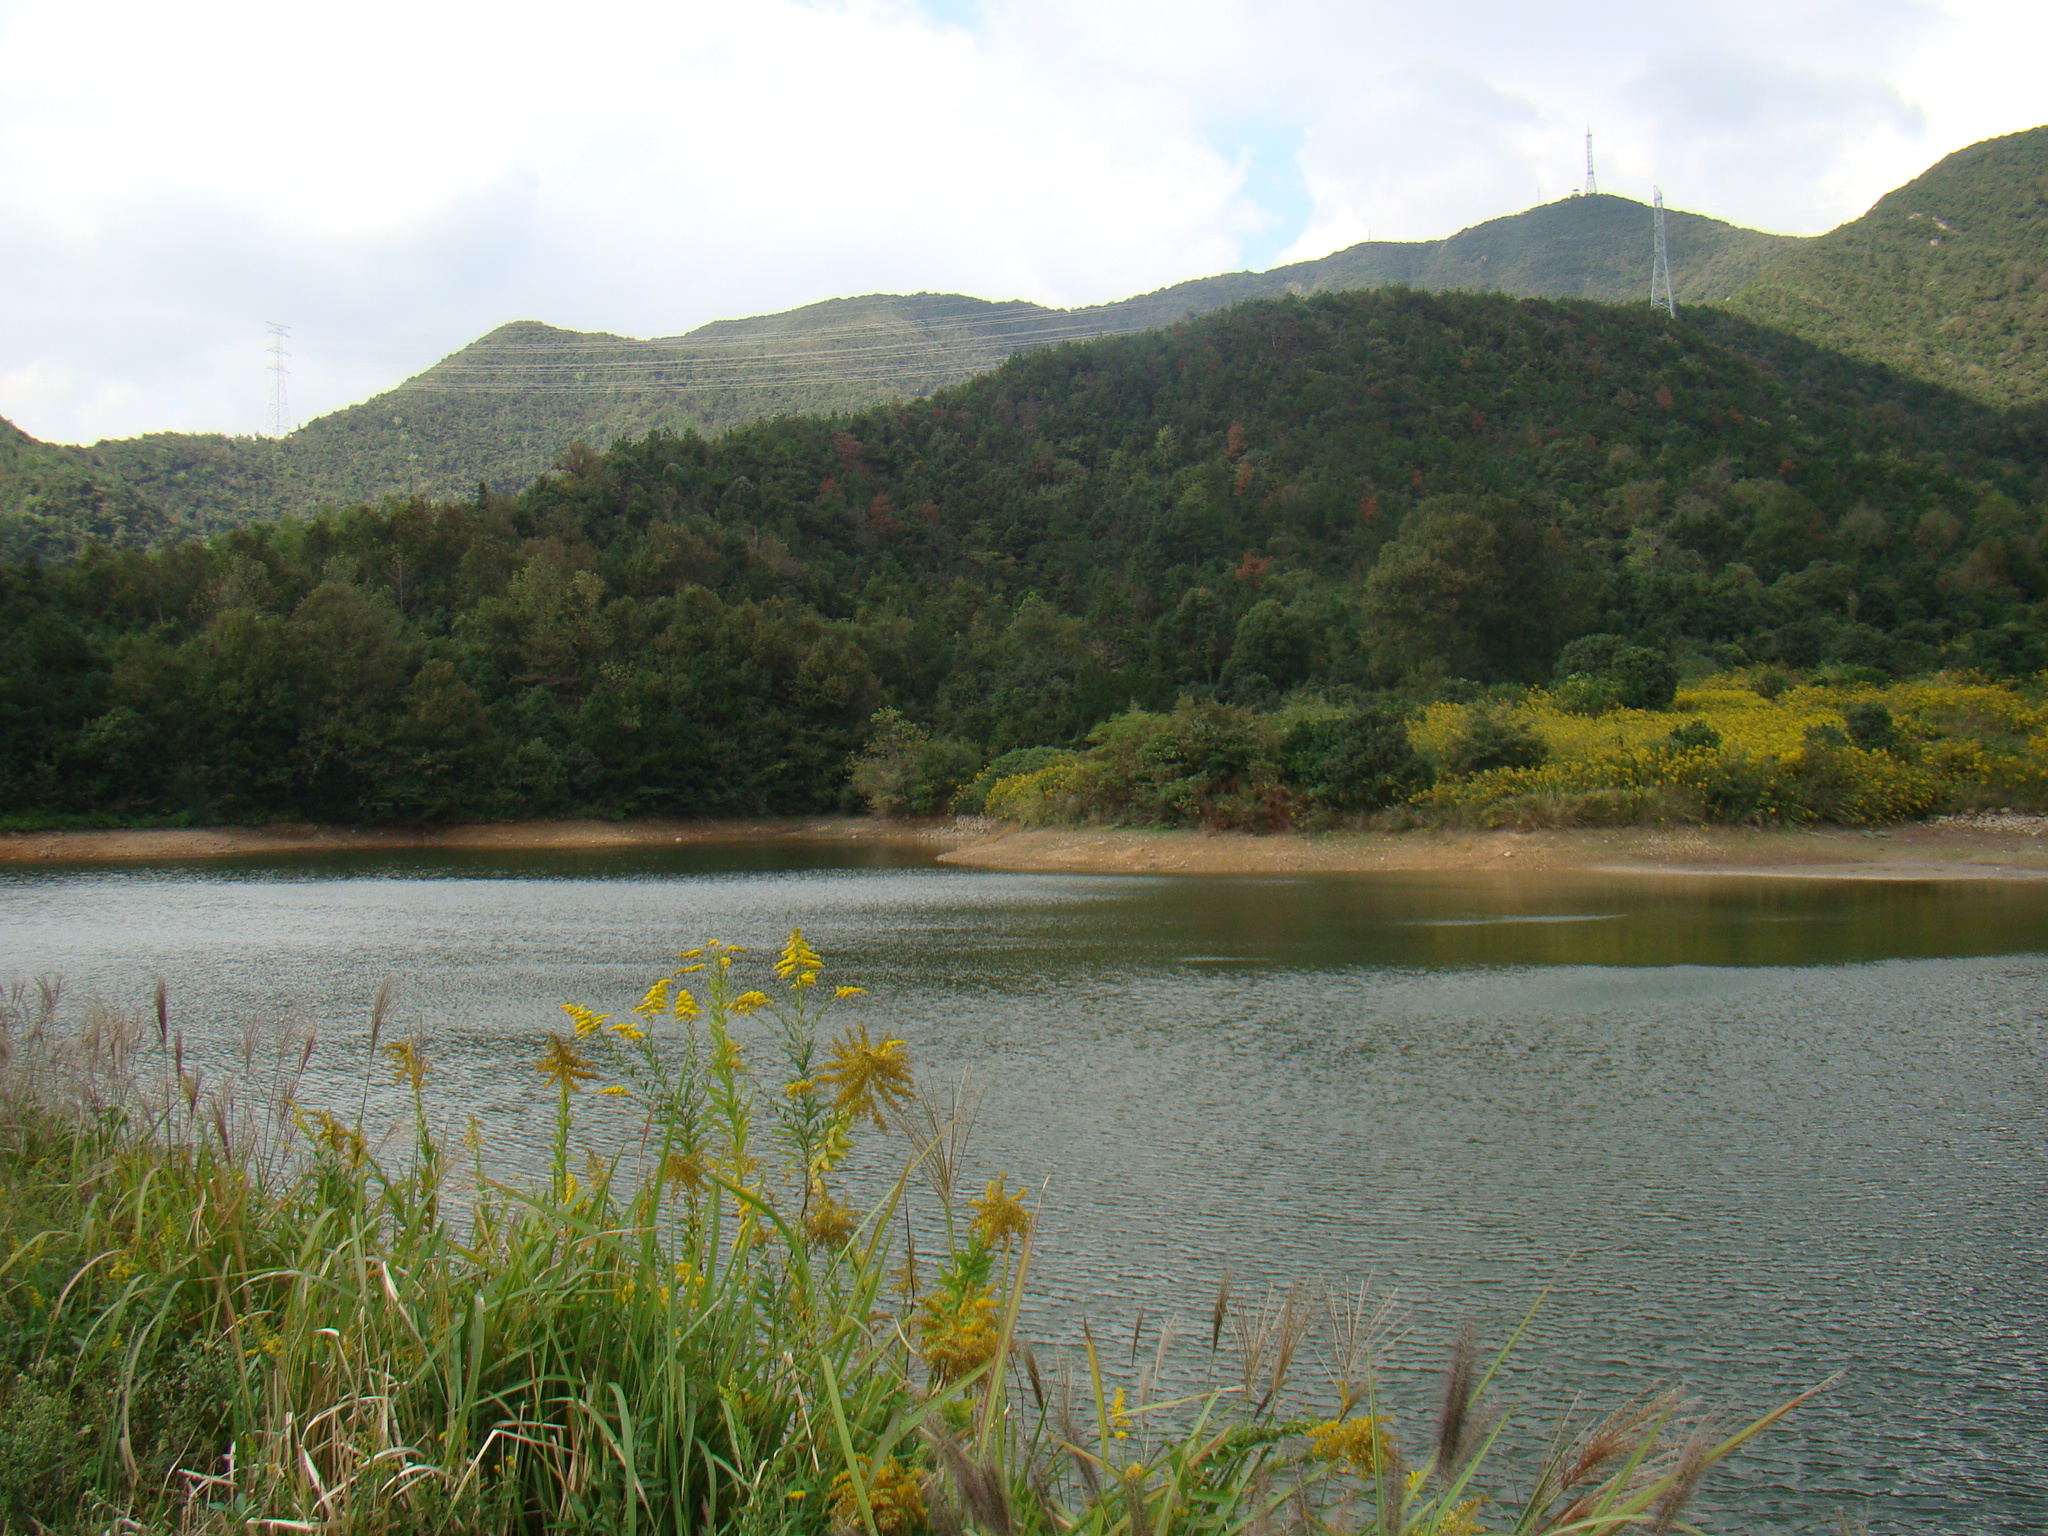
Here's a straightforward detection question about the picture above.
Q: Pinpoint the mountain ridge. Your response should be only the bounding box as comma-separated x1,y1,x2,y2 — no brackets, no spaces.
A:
1728,124,2048,409
0,192,1801,557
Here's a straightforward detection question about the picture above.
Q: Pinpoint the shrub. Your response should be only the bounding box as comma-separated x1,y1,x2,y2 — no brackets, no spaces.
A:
1666,718,1722,752
1441,709,1548,777
850,708,980,815
1281,706,1433,810
1844,702,1900,753
952,746,1074,814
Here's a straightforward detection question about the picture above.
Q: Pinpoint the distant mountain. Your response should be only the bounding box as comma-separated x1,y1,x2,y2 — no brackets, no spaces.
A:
1728,125,2048,408
0,191,1803,558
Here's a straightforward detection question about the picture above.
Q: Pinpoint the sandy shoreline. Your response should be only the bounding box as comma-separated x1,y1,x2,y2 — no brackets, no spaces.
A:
4,814,2047,881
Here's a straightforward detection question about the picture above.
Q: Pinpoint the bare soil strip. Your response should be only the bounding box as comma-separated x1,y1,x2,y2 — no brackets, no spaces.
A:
934,818,2048,881
4,816,2045,881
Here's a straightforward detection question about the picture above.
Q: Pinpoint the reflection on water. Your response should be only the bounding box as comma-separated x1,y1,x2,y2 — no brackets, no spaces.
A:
3,844,2046,1533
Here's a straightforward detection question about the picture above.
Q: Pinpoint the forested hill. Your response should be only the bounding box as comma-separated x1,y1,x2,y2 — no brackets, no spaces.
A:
3,286,2042,827
0,193,1797,555
1730,124,2048,408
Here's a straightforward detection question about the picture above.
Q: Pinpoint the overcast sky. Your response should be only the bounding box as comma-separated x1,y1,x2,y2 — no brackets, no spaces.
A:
1,0,2042,445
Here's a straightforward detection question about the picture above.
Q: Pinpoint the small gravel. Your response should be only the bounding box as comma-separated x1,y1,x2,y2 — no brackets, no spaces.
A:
1928,810,2048,836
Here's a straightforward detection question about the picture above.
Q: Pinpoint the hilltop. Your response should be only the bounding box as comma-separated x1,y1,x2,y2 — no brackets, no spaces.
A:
1729,125,2048,408
1,192,1797,556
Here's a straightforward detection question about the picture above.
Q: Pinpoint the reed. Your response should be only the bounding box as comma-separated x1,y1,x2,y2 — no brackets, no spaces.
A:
0,944,1824,1534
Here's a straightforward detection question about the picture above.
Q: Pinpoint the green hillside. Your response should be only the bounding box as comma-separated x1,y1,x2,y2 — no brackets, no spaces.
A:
1729,124,2048,407
3,285,2040,827
1,192,1801,553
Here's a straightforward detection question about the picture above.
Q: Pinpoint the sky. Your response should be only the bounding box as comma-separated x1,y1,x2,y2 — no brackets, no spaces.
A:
1,0,2043,445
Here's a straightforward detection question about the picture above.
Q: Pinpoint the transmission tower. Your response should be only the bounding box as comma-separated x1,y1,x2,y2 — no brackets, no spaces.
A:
265,321,292,435
1650,187,1677,317
1584,129,1597,196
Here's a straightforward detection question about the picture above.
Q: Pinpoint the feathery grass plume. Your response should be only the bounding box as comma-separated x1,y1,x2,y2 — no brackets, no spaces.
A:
1647,1418,1720,1536
1436,1324,1480,1473
1210,1266,1233,1353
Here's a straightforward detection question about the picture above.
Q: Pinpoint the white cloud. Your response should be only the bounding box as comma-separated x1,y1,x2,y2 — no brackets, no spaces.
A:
0,0,2041,442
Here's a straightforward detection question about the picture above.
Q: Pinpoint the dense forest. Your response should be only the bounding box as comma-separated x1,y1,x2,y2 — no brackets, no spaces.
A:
2,285,2043,828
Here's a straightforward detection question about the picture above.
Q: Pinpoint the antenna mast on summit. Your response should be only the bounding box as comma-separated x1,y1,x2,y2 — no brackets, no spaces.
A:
1651,188,1677,317
265,321,292,436
1584,129,1597,196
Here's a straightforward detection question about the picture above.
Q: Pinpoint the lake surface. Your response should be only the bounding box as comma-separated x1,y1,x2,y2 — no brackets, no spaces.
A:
5,843,2046,1533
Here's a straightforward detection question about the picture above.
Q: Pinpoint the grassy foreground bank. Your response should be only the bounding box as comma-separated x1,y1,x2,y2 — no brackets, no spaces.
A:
0,938,1822,1535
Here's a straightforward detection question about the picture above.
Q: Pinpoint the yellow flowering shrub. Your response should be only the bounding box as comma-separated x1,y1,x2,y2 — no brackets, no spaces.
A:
1413,671,2047,825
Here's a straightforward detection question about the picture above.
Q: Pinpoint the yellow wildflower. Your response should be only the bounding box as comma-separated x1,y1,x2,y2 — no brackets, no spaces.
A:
1111,1385,1133,1441
672,987,699,1020
598,1084,632,1099
633,978,671,1016
918,1285,1000,1382
1310,1415,1400,1479
729,990,771,1015
785,1078,814,1098
834,985,866,999
819,1025,916,1128
803,1181,859,1249
776,928,824,981
609,1018,647,1042
830,1458,925,1536
663,1151,706,1192
971,1174,1034,1247
384,1038,427,1090
560,1003,608,1038
534,1033,600,1092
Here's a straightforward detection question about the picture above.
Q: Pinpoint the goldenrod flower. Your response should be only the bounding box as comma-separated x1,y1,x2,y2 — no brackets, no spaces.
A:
729,990,771,1015
560,1003,608,1038
672,987,699,1020
676,963,707,975
534,1033,600,1091
598,1084,632,1098
1111,1385,1133,1441
918,1285,1001,1381
785,1078,814,1098
632,978,671,1016
971,1174,1033,1247
384,1038,427,1090
804,1181,859,1249
1310,1415,1400,1479
776,927,823,981
819,1025,916,1128
663,1151,706,1192
609,1019,647,1042
834,985,865,999
830,1458,925,1536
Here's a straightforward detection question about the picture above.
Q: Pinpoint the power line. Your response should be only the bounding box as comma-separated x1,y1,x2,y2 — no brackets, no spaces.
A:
265,321,292,435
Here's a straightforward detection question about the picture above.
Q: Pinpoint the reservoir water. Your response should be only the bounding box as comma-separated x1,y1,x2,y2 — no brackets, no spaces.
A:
4,842,2045,1533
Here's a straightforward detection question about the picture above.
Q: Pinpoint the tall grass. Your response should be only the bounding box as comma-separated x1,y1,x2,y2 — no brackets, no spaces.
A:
0,943,1824,1534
